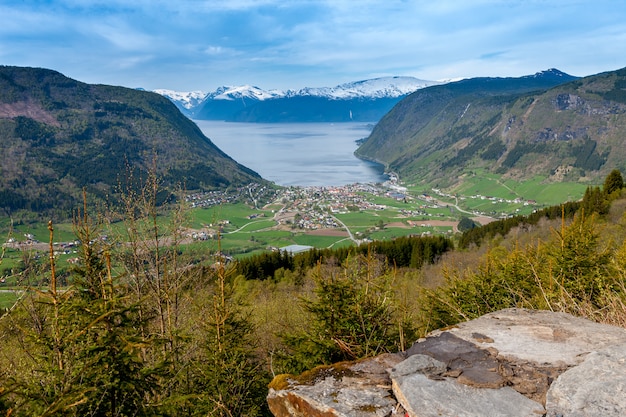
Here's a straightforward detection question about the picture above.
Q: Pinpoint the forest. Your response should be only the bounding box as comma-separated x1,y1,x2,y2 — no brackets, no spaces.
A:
1,169,626,416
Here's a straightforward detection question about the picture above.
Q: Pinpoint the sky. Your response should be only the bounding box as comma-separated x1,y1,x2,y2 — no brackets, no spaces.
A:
1,0,626,92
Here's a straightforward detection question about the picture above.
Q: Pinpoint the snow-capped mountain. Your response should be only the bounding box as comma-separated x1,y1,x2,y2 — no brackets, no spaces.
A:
199,76,439,102
207,85,284,101
153,89,207,110
155,76,440,122
287,76,440,99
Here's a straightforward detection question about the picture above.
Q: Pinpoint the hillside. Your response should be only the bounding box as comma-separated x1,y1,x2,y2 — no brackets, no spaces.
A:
354,68,626,188
0,66,262,216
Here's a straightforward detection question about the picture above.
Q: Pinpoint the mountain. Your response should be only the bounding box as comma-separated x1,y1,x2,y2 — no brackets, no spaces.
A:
353,68,626,187
153,89,207,114
0,66,262,216
156,76,439,122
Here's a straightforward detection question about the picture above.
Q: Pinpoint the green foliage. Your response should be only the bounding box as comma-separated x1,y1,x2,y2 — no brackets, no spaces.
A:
581,186,610,216
0,66,262,219
501,141,549,169
234,235,453,280
420,212,623,333
441,134,497,169
602,77,626,104
14,116,56,146
185,264,270,417
480,139,506,160
546,213,613,309
604,169,624,196
278,254,407,374
458,200,582,249
2,214,159,416
357,67,626,188
572,139,607,171
0,182,272,416
457,217,479,232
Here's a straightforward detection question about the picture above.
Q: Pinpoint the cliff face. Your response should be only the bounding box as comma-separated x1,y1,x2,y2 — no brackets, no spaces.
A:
267,308,626,417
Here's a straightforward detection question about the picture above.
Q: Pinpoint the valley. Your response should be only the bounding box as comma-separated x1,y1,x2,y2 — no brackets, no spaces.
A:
0,64,624,417
0,170,587,283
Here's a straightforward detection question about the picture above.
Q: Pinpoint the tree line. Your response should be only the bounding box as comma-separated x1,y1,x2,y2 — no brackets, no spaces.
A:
234,234,454,280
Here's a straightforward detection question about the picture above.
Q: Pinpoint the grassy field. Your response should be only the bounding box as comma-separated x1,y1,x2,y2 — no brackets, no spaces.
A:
292,234,349,248
0,290,20,310
446,172,589,206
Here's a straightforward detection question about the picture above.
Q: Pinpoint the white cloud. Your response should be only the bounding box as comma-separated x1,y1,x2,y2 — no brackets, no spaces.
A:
1,0,626,90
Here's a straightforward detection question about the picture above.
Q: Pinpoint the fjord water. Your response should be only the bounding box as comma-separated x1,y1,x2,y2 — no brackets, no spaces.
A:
195,121,388,186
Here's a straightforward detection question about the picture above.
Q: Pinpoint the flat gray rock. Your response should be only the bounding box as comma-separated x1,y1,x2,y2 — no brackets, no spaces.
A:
546,343,626,417
394,308,626,414
436,308,626,365
392,373,545,417
267,353,405,417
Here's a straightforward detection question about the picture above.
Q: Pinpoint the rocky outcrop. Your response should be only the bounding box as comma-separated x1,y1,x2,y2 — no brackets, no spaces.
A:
267,308,626,417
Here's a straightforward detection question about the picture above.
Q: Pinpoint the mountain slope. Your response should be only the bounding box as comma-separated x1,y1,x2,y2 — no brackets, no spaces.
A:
166,76,439,122
0,66,262,215
353,69,626,187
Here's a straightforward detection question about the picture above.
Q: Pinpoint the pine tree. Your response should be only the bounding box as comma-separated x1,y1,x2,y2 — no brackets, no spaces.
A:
545,212,612,311
188,252,270,417
604,168,624,196
278,253,402,374
2,197,158,416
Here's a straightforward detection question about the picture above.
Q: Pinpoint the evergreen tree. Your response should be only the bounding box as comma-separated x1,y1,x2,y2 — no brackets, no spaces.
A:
278,253,403,374
580,186,609,216
604,168,624,196
545,213,612,310
188,258,270,417
2,201,158,416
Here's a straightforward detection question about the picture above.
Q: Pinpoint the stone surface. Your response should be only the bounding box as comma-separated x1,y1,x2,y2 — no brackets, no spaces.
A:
545,343,626,417
267,353,406,417
405,331,506,389
437,308,626,365
392,373,545,417
268,309,626,417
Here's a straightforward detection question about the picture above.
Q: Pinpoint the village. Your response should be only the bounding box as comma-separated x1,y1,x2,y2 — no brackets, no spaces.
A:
3,178,541,267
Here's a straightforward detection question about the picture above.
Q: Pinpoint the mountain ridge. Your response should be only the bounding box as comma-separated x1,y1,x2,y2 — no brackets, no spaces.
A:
0,65,262,216
355,67,626,188
155,76,440,122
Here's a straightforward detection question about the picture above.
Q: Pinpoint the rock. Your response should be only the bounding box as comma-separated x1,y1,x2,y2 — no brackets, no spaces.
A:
405,331,506,389
388,354,447,379
392,373,545,417
267,353,406,417
433,308,626,365
545,344,626,416
267,308,626,417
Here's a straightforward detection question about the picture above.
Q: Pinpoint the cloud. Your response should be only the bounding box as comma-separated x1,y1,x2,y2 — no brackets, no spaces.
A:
1,0,626,90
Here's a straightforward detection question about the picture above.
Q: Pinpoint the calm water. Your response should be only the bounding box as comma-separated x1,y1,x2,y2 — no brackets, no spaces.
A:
194,121,388,186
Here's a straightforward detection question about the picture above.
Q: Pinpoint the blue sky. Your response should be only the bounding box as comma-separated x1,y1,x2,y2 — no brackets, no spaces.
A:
1,0,625,92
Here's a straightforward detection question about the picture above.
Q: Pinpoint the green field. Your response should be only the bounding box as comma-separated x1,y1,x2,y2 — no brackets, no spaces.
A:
0,290,20,310
292,234,349,248
447,173,589,206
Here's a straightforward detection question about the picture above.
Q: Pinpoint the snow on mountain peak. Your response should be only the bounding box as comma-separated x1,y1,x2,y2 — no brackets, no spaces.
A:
289,76,440,100
532,68,567,77
153,89,207,109
153,76,440,111
208,85,284,101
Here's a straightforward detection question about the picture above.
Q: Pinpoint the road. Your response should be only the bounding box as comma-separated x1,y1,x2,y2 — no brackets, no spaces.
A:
331,215,358,244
